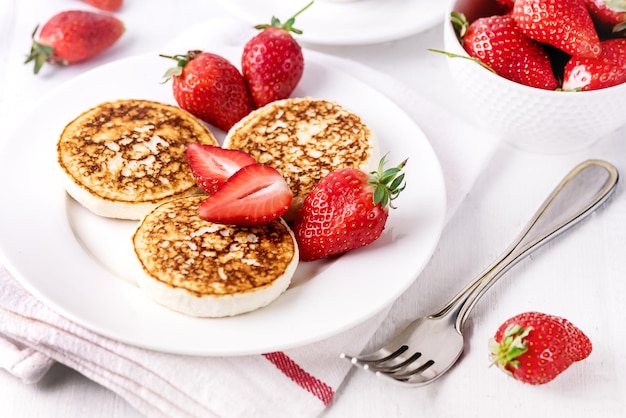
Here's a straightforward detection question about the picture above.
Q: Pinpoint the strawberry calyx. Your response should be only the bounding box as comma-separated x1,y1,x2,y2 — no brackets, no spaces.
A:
450,11,469,39
254,0,314,34
488,323,532,373
368,155,407,210
25,26,66,74
159,50,202,83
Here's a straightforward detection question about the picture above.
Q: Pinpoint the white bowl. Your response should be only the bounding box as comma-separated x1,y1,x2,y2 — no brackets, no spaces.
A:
442,0,626,154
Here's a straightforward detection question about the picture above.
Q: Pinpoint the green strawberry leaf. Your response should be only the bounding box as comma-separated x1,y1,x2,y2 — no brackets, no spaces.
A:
254,0,314,35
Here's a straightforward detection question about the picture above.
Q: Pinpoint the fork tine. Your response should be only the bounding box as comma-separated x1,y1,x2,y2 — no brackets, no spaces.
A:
378,359,436,380
356,344,408,363
365,351,423,373
340,344,409,371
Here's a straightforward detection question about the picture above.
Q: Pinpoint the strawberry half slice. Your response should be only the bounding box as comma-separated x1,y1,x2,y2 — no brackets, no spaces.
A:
186,143,257,194
198,164,293,226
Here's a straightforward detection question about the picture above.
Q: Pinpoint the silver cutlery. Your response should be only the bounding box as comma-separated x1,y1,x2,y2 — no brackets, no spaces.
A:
341,159,619,386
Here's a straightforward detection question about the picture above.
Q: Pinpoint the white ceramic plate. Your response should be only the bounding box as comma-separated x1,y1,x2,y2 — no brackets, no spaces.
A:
216,0,445,45
0,48,446,356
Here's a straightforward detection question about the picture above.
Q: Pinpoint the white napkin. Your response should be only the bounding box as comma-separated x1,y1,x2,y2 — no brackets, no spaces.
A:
0,17,499,418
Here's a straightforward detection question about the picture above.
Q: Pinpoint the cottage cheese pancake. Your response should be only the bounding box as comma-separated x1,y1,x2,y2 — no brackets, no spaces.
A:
57,99,218,220
132,195,298,317
223,97,379,220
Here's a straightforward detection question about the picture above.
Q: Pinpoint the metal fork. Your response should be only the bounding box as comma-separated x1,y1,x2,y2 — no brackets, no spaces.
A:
341,159,619,386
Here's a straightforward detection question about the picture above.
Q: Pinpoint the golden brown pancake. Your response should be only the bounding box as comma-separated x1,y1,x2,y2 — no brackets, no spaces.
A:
132,195,298,317
57,99,218,220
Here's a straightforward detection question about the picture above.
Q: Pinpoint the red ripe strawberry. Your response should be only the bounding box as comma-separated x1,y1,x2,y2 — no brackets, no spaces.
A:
458,14,559,90
489,312,592,385
25,10,125,74
186,143,257,194
584,0,626,34
562,38,626,90
293,156,406,262
241,1,313,107
198,164,292,226
161,51,254,132
512,0,601,58
81,0,123,12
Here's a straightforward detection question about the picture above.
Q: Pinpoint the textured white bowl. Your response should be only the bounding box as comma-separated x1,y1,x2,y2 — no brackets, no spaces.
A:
442,0,626,154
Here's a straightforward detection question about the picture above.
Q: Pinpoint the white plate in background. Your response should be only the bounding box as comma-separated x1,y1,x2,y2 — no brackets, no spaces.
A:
217,0,445,45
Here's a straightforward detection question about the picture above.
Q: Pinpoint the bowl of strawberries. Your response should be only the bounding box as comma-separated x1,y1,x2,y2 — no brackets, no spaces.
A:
441,0,626,154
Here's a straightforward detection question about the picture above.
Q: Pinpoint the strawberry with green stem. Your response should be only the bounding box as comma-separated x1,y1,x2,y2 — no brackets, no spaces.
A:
489,311,592,385
294,155,406,262
161,51,254,132
241,1,314,107
439,12,559,90
25,10,125,74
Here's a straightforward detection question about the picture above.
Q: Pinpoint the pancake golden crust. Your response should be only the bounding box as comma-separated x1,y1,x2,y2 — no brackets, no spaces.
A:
132,195,298,317
57,99,218,219
223,97,378,219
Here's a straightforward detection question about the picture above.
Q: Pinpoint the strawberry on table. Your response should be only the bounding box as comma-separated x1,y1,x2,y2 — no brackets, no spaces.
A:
25,10,125,74
512,0,601,58
161,51,254,132
241,1,313,108
293,156,406,262
198,164,292,227
81,0,124,12
563,38,626,91
489,311,592,385
455,13,559,90
186,143,257,194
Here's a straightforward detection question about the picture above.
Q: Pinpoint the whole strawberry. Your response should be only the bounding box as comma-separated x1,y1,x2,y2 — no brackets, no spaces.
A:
161,51,254,132
489,312,592,385
457,13,559,90
512,0,601,58
25,10,125,74
562,38,626,90
241,1,313,108
293,156,406,262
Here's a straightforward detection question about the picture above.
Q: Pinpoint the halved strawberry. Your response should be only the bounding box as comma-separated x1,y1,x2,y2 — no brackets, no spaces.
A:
186,143,257,194
198,164,292,226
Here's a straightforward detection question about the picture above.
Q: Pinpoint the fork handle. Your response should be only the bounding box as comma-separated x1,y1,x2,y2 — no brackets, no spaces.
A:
432,160,619,331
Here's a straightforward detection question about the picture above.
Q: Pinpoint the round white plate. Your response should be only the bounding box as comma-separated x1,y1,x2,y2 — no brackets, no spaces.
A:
0,48,446,356
216,0,445,45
